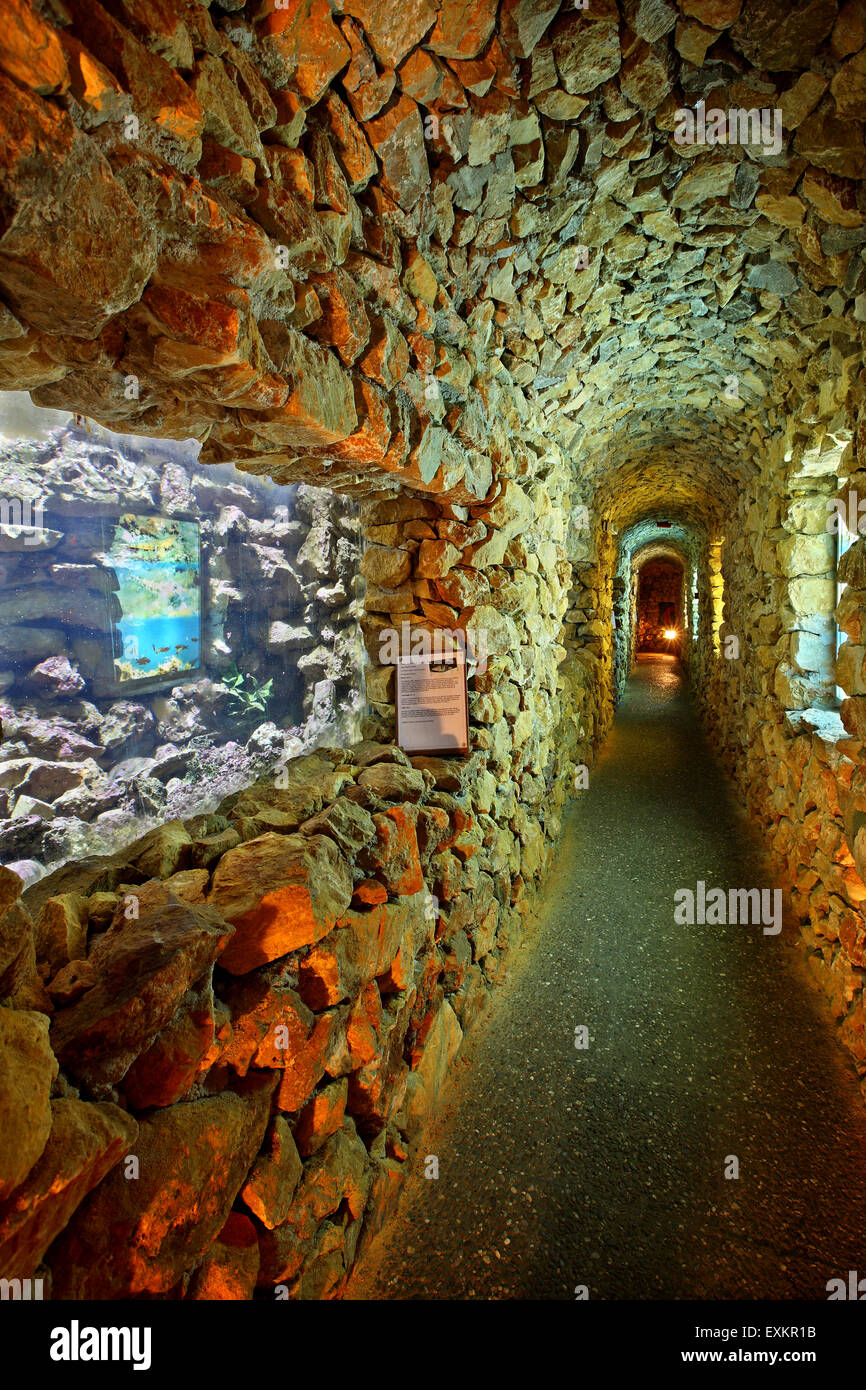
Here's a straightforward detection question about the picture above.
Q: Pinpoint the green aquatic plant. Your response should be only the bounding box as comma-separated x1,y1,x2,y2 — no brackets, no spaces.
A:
220,664,274,720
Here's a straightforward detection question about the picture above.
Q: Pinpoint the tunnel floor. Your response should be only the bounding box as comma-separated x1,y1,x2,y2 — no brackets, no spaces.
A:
348,655,866,1300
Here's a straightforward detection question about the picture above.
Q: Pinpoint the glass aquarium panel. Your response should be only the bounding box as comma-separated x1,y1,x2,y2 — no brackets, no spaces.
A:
0,394,365,885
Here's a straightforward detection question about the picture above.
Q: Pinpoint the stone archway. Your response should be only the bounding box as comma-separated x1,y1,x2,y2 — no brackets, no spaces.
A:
636,552,684,652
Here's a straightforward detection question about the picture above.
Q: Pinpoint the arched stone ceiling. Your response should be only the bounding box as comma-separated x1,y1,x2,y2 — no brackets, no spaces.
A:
632,540,689,568
0,0,861,508
595,450,735,532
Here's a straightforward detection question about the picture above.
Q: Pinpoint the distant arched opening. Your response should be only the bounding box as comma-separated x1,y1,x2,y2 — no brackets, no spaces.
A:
636,556,684,656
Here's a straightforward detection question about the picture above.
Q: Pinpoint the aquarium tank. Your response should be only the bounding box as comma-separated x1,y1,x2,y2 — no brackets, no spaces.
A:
0,392,365,884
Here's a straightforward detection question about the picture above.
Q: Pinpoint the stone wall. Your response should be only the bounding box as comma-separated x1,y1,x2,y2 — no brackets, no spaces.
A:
0,397,614,1299
0,671,600,1297
686,533,720,701
0,743,478,1297
696,400,866,1098
0,421,364,881
562,524,618,765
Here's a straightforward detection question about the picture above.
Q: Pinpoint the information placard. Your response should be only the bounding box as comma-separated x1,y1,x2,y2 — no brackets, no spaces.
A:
395,649,469,755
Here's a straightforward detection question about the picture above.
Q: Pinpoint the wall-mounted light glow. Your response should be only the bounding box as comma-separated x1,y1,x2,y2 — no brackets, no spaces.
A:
663,628,678,640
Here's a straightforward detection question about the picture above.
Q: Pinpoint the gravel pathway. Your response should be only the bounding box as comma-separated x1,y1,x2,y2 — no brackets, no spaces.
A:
347,655,866,1300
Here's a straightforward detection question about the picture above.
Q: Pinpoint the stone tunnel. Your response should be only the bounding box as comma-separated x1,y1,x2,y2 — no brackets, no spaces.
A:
2,0,866,1314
